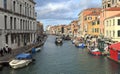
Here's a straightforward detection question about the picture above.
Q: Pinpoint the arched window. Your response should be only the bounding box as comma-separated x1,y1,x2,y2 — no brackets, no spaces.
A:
13,1,16,12
20,4,22,14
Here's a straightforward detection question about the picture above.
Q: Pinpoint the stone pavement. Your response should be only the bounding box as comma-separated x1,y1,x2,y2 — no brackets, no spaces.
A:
0,35,47,63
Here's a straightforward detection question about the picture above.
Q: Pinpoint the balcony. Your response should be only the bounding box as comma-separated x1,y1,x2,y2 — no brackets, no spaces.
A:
1,29,36,34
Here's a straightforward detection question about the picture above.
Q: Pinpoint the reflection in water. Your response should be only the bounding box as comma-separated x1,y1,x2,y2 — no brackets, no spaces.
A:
1,35,120,74
108,60,120,74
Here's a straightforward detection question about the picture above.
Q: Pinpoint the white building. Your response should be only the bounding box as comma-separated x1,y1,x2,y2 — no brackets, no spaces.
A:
104,14,120,42
0,0,37,49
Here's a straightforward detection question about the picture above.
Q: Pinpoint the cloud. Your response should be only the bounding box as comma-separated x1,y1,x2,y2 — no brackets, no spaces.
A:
35,0,102,26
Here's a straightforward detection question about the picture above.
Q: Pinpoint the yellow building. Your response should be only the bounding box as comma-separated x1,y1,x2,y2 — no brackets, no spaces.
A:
90,19,100,36
78,8,101,37
84,11,101,36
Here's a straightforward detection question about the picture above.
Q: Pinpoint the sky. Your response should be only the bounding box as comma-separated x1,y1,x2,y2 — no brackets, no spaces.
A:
35,0,102,29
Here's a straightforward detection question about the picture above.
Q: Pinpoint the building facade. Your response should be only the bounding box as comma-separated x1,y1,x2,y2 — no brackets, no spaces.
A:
78,8,101,37
100,7,120,36
37,21,44,35
104,14,120,42
0,0,37,49
102,0,120,9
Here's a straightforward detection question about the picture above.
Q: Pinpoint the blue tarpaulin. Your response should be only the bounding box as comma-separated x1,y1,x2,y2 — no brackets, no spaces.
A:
16,53,32,59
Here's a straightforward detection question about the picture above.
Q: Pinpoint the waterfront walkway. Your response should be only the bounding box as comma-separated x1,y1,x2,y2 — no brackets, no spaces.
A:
0,36,47,64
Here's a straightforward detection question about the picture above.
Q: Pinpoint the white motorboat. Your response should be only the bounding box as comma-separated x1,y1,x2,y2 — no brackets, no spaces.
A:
35,47,41,52
9,53,33,69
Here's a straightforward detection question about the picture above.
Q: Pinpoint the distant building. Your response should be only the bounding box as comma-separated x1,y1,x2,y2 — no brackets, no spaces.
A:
70,20,79,37
37,21,44,35
0,0,37,48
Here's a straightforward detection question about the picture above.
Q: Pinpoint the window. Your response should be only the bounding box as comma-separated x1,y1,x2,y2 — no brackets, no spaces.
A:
11,34,14,44
118,30,120,37
88,17,92,20
10,17,13,29
4,0,7,9
25,2,27,15
97,20,100,24
23,20,25,30
92,21,95,25
28,21,29,30
118,19,120,25
4,16,7,29
14,18,16,29
20,4,22,14
108,4,110,7
20,19,22,30
30,5,31,16
13,1,16,12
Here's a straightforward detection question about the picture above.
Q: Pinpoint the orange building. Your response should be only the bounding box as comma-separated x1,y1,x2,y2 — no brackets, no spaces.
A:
78,8,101,37
82,8,101,36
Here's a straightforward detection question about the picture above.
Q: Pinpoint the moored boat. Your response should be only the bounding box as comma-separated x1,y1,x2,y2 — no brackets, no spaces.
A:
75,43,86,48
88,47,102,56
35,47,41,52
9,53,33,69
55,37,63,44
72,40,76,44
107,42,120,63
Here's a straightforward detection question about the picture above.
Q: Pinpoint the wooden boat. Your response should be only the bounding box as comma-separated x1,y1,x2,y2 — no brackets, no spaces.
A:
9,53,33,69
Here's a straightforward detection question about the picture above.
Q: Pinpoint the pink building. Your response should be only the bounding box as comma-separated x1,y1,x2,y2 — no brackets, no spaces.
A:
100,7,120,35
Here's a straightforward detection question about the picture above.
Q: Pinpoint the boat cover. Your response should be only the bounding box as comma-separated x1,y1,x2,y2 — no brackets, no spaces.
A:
16,53,32,59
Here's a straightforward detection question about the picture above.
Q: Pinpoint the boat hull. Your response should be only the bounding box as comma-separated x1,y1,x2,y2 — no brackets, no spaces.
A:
89,50,102,56
35,47,41,52
9,59,32,69
75,43,86,48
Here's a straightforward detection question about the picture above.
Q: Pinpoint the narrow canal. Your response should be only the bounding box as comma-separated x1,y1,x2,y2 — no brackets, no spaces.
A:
1,35,120,74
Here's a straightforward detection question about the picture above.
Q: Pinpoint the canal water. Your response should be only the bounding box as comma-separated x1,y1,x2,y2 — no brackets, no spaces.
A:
1,35,120,74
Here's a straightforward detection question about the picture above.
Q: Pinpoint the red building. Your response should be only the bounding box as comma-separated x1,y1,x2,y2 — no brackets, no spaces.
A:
109,42,120,62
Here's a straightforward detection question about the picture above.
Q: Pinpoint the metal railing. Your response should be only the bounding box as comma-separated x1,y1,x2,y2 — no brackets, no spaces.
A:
0,29,37,34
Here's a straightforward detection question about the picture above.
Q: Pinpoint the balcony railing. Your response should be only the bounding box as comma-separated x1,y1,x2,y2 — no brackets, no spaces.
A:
0,29,37,34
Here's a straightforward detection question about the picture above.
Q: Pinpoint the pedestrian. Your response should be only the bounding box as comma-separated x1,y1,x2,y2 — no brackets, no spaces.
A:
5,45,9,54
3,47,7,54
8,47,12,54
0,48,4,56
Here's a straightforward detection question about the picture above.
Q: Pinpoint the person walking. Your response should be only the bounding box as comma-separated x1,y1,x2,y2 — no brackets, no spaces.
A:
0,48,4,56
8,47,12,54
